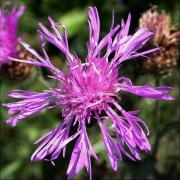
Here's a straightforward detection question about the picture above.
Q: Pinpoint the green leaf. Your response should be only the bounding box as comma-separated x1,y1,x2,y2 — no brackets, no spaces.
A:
58,8,87,38
93,141,104,153
0,160,22,179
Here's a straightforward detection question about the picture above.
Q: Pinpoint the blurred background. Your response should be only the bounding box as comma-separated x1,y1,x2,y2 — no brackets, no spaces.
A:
0,0,179,179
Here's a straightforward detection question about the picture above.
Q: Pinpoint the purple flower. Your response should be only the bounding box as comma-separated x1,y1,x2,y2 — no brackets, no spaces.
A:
0,1,25,67
3,7,174,179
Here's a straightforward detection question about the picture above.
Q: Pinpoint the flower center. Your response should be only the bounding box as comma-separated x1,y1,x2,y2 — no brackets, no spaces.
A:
61,58,119,112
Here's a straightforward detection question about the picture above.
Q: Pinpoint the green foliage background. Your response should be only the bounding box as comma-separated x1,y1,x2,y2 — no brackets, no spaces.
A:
0,0,179,179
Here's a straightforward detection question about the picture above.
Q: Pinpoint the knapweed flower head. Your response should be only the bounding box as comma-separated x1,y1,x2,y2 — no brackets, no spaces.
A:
0,1,24,66
3,7,174,179
139,5,180,73
0,1,32,79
